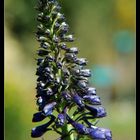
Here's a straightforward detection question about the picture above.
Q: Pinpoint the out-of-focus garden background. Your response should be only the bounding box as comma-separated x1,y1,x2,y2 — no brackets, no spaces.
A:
5,0,136,140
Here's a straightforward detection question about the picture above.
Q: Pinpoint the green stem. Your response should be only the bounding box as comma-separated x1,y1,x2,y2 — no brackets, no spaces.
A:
62,124,75,140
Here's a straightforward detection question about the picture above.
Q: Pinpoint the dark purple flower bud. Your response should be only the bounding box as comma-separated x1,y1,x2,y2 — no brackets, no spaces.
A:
37,24,44,31
85,87,96,95
44,67,51,74
77,80,88,89
54,22,60,29
62,68,70,78
45,15,51,22
56,113,65,126
75,58,87,65
62,34,74,42
83,95,101,105
67,47,78,54
59,22,69,34
31,126,51,138
37,87,46,95
72,122,89,135
73,94,85,108
48,0,56,5
37,36,48,42
54,5,61,12
55,77,61,85
37,49,50,56
88,127,112,140
36,58,44,65
53,35,59,43
52,11,58,18
85,105,106,118
40,42,50,49
37,96,43,105
47,74,54,82
37,12,44,21
61,78,69,86
43,102,56,116
57,13,65,21
36,81,46,89
45,29,51,36
46,88,53,95
37,75,46,82
31,115,55,138
59,43,69,50
65,53,77,61
56,61,62,69
36,66,44,75
32,112,46,122
79,69,91,77
45,54,54,62
62,91,71,101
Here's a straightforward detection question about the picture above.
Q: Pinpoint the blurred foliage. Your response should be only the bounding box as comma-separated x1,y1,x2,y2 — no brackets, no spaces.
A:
5,0,135,140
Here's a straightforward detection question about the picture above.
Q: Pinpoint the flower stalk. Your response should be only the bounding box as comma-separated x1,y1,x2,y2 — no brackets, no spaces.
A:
31,0,112,139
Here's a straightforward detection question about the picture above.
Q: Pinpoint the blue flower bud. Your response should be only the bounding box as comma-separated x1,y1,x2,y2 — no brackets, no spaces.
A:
36,81,46,89
36,58,44,65
37,36,48,42
46,87,53,95
37,24,44,31
59,43,69,50
56,113,66,126
73,94,85,108
53,35,60,43
56,61,62,69
72,122,89,135
54,77,61,85
62,34,74,42
32,112,46,122
45,29,51,36
57,13,65,21
85,87,96,95
47,74,54,82
77,80,88,89
43,102,57,116
37,49,50,56
79,69,91,77
37,96,43,105
31,126,51,138
45,54,54,62
36,66,44,75
88,127,112,140
83,95,101,105
67,47,78,54
40,42,50,49
54,22,60,29
45,15,51,22
65,53,77,62
44,67,51,74
31,115,55,138
62,91,71,101
75,58,87,65
59,22,69,34
85,105,106,118
37,75,46,82
62,68,70,78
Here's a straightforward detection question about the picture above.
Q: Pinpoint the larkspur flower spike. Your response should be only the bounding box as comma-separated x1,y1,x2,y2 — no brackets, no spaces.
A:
31,0,112,139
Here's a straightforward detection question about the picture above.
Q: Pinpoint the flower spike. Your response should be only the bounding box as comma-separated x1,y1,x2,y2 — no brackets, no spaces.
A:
31,0,112,139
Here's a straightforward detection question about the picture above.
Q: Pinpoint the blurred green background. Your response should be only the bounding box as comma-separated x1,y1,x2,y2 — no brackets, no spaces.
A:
5,0,136,140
